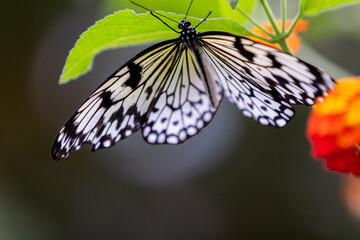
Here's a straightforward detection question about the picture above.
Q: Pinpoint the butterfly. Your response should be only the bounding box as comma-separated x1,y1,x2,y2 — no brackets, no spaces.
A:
51,6,335,160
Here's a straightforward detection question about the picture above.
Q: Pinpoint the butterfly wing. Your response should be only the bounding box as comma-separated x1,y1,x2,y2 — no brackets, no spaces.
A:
197,31,335,127
52,39,183,160
52,30,335,160
141,42,223,144
52,37,224,159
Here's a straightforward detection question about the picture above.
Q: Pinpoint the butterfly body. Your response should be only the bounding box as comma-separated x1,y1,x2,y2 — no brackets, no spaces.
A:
51,18,334,160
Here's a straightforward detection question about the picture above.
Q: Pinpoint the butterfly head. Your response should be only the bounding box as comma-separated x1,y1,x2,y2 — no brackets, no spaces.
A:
179,19,198,40
178,19,191,29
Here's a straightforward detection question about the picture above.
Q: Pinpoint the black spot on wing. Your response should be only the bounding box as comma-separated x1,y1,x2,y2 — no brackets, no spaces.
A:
100,91,113,108
244,67,254,77
51,115,79,160
51,142,64,161
267,53,281,68
235,38,254,61
145,86,153,100
124,62,142,89
307,62,323,79
95,123,106,138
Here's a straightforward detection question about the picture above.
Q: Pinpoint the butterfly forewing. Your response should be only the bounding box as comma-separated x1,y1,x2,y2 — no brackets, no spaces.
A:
198,32,334,126
52,39,182,160
200,32,334,103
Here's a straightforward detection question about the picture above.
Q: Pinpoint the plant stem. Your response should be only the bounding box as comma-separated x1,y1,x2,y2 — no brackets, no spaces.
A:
237,0,303,55
245,31,273,42
260,0,281,35
356,144,360,153
277,10,303,55
278,39,292,54
287,10,303,37
260,0,293,55
281,0,286,33
236,6,274,37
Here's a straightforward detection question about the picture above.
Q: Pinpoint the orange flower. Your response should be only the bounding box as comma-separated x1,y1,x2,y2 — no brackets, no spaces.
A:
251,19,309,53
307,77,360,175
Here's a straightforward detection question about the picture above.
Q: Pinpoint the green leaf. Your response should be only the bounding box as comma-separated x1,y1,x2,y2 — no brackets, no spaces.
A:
218,0,256,23
101,0,251,19
301,0,360,16
59,9,248,84
228,0,239,9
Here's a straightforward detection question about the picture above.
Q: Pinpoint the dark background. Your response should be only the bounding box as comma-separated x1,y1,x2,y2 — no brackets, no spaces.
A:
2,0,360,239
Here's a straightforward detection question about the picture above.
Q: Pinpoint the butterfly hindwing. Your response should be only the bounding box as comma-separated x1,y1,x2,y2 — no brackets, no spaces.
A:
142,43,223,144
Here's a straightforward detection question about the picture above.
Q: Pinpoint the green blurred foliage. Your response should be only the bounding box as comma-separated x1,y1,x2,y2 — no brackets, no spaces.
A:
102,0,255,19
301,0,360,15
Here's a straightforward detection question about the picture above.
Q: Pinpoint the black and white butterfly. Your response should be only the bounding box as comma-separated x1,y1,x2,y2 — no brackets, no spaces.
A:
51,7,334,160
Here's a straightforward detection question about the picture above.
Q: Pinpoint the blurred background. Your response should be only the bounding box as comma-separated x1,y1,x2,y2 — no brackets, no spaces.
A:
2,0,360,239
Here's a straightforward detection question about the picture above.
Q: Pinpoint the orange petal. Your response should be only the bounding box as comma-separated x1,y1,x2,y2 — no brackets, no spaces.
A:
313,77,360,117
337,126,360,149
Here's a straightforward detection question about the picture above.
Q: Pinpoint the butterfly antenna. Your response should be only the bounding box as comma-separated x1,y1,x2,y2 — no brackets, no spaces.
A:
193,10,212,29
129,0,180,33
150,12,180,33
129,0,179,24
185,0,194,20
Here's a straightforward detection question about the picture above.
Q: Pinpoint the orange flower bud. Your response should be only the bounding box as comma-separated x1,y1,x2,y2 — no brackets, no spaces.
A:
251,19,309,53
